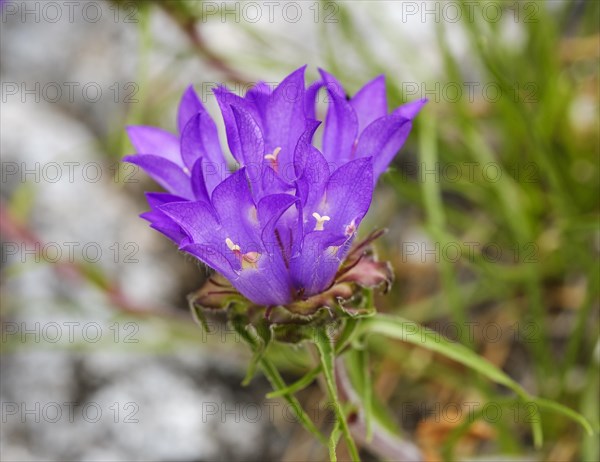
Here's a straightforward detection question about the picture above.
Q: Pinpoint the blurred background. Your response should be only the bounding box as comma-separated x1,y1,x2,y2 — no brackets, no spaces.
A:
1,1,598,460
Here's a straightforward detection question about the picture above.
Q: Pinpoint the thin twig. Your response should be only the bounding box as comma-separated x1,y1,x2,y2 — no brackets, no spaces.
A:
0,201,186,320
159,4,250,85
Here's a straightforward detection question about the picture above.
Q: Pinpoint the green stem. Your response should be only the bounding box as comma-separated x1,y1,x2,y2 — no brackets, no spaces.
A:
267,317,359,399
329,421,342,462
315,327,361,462
258,356,327,446
230,320,327,446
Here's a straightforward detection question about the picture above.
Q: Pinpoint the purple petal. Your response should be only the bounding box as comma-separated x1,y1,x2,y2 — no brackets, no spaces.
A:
203,159,226,195
145,191,188,209
123,154,193,199
211,168,261,251
319,157,374,235
264,66,307,167
393,98,428,120
304,80,323,120
180,112,224,170
190,158,211,204
295,143,329,214
292,119,322,173
246,81,272,121
181,242,238,282
158,200,220,244
141,192,189,244
350,75,387,133
214,86,262,160
257,193,298,232
184,226,295,306
126,126,183,168
180,208,294,305
177,85,206,133
318,69,345,98
257,193,301,260
290,157,373,296
162,200,247,278
318,69,358,164
290,231,349,296
231,261,293,305
141,209,186,243
260,166,294,198
231,105,265,168
354,114,413,180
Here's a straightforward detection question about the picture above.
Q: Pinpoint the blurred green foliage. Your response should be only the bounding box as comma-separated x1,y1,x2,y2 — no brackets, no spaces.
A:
5,0,597,460
107,0,600,459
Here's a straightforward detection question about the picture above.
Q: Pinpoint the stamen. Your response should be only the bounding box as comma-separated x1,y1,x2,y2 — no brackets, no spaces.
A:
241,251,260,270
345,219,357,236
225,238,241,252
325,245,340,258
264,146,281,162
312,212,331,231
264,147,282,172
225,238,260,270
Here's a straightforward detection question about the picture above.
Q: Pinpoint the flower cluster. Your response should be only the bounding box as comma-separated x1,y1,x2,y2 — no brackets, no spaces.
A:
124,66,425,311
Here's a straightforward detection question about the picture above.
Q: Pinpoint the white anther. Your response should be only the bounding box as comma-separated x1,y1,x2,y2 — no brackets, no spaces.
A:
225,238,241,252
312,212,331,231
264,146,282,162
226,238,261,270
345,219,357,236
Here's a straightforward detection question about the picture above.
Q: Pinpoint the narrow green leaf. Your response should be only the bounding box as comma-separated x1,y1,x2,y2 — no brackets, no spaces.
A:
267,318,359,399
533,397,594,436
259,356,328,446
242,348,261,386
187,297,211,333
357,346,373,442
315,326,361,462
242,320,272,386
266,367,320,399
531,406,543,449
362,315,522,390
230,321,327,445
336,318,360,353
361,314,594,439
329,421,342,462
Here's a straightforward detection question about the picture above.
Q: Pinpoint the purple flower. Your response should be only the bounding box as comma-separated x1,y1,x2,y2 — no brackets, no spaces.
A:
124,66,425,307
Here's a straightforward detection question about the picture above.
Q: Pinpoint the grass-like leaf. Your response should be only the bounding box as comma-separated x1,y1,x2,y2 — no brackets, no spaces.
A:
230,321,327,445
315,326,361,462
360,314,594,443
